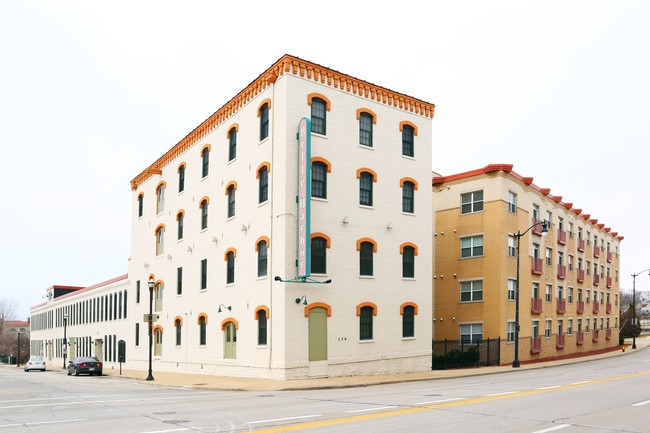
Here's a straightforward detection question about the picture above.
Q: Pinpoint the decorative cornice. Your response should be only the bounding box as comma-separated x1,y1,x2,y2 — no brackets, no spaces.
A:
131,54,435,190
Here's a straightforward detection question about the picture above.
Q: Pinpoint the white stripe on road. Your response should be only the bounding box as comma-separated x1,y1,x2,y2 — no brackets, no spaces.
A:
246,414,322,425
415,398,464,405
346,405,398,413
134,429,189,433
569,381,591,385
0,394,207,410
632,399,650,407
486,391,519,396
537,385,561,390
0,418,86,428
532,424,570,433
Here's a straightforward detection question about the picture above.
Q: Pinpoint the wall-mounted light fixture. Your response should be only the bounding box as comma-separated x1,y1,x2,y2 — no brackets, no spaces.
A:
295,295,308,305
342,216,349,224
218,304,232,313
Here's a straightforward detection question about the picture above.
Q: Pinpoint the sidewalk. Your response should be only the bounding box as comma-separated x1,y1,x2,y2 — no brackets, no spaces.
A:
101,337,650,391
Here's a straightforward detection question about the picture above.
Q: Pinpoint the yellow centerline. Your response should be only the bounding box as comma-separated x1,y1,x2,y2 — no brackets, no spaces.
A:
250,370,650,432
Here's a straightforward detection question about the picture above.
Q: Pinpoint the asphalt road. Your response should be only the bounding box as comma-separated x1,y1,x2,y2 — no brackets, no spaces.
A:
1,348,650,433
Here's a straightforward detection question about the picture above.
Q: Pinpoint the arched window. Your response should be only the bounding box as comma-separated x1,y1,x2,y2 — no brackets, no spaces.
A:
201,146,210,178
177,211,184,240
401,303,417,338
359,172,374,206
225,249,236,284
258,165,269,203
402,181,415,213
200,198,209,230
402,124,415,157
401,243,417,278
358,239,376,276
257,239,268,277
256,308,268,346
223,321,237,359
259,102,270,140
198,314,207,346
155,225,164,256
228,127,237,161
359,112,374,147
154,327,163,356
174,317,182,346
312,161,327,199
227,184,236,218
154,282,163,312
156,182,165,214
178,163,186,192
358,304,375,340
137,193,144,218
310,97,327,135
311,235,329,274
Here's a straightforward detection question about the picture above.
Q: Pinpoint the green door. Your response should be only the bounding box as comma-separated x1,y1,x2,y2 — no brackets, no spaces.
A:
308,307,328,361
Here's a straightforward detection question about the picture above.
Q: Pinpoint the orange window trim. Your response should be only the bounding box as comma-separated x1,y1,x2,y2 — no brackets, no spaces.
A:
197,312,208,325
310,232,331,248
225,181,238,194
307,93,331,110
221,318,239,330
400,242,419,256
303,302,332,317
156,181,166,191
176,210,185,220
155,223,166,233
153,324,164,333
356,167,377,181
257,99,272,116
400,302,419,315
255,236,270,251
356,237,377,252
174,316,183,326
400,177,419,190
227,124,239,138
399,120,419,136
356,108,377,123
199,196,209,207
177,162,186,173
154,280,164,289
138,192,144,199
311,156,332,173
254,305,270,319
356,302,378,316
224,247,237,260
256,162,271,178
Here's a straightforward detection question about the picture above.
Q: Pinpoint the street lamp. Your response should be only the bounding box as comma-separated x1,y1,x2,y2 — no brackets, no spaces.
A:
146,276,155,381
631,268,650,349
62,312,68,369
16,331,21,368
513,220,548,368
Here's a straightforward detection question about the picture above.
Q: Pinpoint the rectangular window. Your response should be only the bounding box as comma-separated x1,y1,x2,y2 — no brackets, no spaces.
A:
402,246,415,278
201,201,208,230
177,213,184,240
359,172,373,206
461,190,483,214
359,242,374,276
507,279,516,300
402,182,414,213
567,318,573,335
260,103,269,141
508,235,516,257
507,321,516,342
135,323,140,346
199,317,206,346
402,125,414,157
531,320,539,338
202,148,209,178
258,167,269,203
568,287,573,303
138,194,143,218
545,284,552,302
257,241,268,277
311,237,327,274
508,191,517,213
178,165,185,193
257,311,267,345
201,259,207,290
177,267,183,295
402,306,415,338
460,323,482,344
461,235,483,258
460,280,483,302
359,112,373,146
136,280,140,304
311,98,326,135
175,320,182,346
227,252,235,284
227,187,236,218
545,319,551,338
228,129,237,161
546,248,552,266
311,162,327,199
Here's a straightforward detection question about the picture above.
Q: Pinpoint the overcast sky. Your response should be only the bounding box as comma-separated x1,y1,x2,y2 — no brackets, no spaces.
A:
1,1,649,320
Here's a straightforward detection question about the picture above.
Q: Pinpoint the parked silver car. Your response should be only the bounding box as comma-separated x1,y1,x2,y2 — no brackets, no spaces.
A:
24,356,46,372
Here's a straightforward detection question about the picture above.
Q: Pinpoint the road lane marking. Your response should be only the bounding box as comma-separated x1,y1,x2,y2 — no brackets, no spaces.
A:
486,391,519,396
247,415,322,425
537,385,561,390
0,394,208,410
532,424,570,433
569,381,591,385
415,398,464,405
346,406,398,413
632,400,650,407
0,418,86,428
249,370,650,433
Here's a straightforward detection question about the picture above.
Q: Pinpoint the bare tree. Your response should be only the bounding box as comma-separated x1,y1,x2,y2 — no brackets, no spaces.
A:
0,299,18,335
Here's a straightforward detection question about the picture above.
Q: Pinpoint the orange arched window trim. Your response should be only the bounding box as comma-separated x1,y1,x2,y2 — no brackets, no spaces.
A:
177,162,186,173
197,312,208,325
307,93,331,111
221,318,239,330
303,302,332,317
400,177,419,190
155,223,166,233
154,280,164,289
199,196,210,207
399,120,419,136
227,124,239,138
256,162,271,178
156,181,166,191
201,144,211,154
138,192,144,199
254,305,270,319
153,324,164,333
356,237,377,252
311,156,332,173
224,247,237,260
400,302,419,315
255,236,270,251
225,181,238,194
400,242,419,256
356,167,377,181
356,302,378,316
176,210,185,220
310,232,331,248
257,99,272,116
356,108,377,124
174,316,183,326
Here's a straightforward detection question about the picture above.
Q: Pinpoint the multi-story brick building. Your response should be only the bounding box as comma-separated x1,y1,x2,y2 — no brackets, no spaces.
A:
432,164,622,364
29,55,435,379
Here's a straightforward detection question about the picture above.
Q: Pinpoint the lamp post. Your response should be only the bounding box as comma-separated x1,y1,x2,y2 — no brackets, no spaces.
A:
62,312,68,369
16,331,21,368
513,220,548,368
631,268,650,349
146,276,155,381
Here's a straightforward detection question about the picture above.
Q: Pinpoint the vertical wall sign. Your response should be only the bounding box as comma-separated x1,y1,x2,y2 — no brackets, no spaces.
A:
297,117,312,278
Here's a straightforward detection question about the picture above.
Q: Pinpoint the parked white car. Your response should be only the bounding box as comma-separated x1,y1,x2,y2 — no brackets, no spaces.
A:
24,356,46,372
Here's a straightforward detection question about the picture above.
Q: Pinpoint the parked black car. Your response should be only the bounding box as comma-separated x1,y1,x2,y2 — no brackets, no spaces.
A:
67,357,103,376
